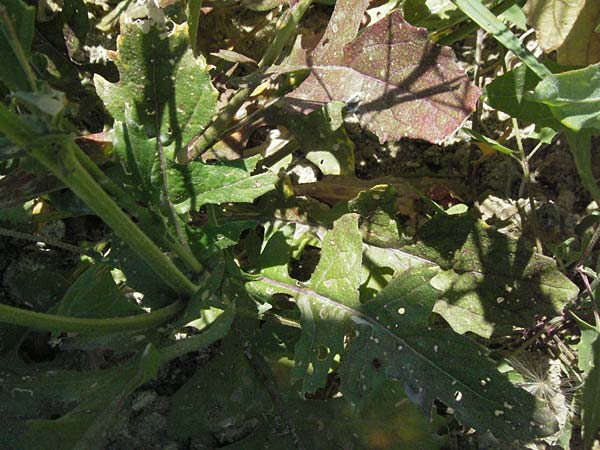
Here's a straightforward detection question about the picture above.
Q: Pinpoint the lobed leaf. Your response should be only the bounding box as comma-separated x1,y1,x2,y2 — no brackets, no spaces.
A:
403,215,578,338
164,155,278,214
247,213,558,440
95,16,217,154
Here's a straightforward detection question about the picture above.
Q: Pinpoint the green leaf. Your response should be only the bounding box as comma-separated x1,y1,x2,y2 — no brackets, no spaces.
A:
266,102,355,176
51,263,143,319
0,0,35,91
164,155,278,214
95,17,217,153
157,303,235,363
186,0,202,56
113,116,160,201
565,128,600,200
247,216,558,439
0,344,161,450
530,64,600,132
167,335,272,439
485,64,560,129
452,0,551,79
282,0,481,144
463,128,515,155
404,0,467,29
169,328,446,449
290,214,363,393
403,215,578,338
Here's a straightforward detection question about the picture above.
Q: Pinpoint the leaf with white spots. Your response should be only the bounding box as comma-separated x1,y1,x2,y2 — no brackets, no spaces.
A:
282,0,481,143
246,214,557,441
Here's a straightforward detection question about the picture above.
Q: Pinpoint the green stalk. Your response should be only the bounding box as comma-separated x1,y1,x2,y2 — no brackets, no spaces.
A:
29,136,199,297
0,104,200,296
0,301,183,333
185,0,313,162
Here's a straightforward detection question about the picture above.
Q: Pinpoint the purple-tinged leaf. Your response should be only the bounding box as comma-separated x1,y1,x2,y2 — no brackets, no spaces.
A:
285,4,481,143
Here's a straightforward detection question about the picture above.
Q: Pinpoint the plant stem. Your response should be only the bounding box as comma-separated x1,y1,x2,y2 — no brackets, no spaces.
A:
0,301,183,333
0,226,83,253
72,144,203,273
30,137,199,297
0,104,200,295
185,0,313,162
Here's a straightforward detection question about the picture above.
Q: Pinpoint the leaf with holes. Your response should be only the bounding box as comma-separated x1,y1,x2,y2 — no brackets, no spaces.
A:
247,213,557,441
281,0,480,143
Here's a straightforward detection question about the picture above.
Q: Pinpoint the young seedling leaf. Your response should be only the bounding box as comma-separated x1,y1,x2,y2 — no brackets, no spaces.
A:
283,0,481,144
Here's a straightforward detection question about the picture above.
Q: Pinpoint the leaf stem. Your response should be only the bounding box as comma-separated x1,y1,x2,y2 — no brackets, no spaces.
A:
512,118,543,253
0,300,183,333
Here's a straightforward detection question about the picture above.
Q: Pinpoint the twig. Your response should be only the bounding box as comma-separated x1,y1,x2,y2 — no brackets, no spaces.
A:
0,226,83,254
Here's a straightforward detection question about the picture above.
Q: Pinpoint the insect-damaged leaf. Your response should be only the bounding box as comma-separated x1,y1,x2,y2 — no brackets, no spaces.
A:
282,0,480,143
247,214,557,441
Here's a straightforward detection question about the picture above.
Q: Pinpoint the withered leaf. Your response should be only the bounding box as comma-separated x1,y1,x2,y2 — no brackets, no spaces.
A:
284,2,481,143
